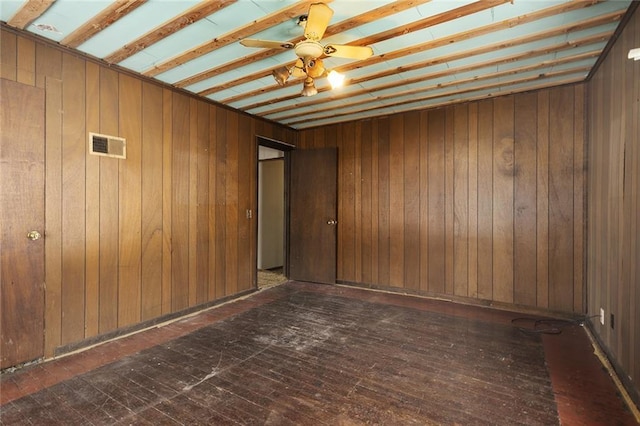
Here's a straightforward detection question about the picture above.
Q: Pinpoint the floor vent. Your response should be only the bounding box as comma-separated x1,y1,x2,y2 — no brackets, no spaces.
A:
89,132,126,159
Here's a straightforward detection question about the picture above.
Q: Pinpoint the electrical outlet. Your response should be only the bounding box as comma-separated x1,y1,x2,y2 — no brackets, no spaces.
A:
600,308,605,325
610,313,615,329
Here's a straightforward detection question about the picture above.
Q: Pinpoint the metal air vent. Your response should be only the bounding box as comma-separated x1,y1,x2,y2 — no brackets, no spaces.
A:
89,132,126,159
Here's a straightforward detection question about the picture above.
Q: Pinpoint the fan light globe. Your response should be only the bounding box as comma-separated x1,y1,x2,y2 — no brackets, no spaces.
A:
272,66,290,86
306,59,325,78
301,77,318,96
327,70,345,89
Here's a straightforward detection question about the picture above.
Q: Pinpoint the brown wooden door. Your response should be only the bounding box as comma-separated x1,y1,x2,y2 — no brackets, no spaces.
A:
289,147,337,284
1,79,46,369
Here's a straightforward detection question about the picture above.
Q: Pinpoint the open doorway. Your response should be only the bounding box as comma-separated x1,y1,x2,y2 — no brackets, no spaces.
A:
256,137,293,288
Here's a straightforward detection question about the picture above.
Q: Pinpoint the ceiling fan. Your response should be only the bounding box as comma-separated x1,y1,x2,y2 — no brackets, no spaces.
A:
240,2,373,96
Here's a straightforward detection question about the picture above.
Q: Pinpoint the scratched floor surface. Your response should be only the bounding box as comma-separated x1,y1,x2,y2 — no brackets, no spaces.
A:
0,282,636,425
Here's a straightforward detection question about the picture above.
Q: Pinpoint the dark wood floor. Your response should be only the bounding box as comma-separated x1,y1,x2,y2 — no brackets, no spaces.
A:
1,282,637,425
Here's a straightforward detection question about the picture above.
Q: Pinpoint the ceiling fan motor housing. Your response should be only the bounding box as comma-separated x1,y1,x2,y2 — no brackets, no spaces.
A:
295,40,324,60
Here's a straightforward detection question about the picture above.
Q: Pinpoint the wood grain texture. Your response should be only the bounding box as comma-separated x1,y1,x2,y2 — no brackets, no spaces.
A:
453,105,468,297
141,82,163,321
44,76,63,357
536,90,550,309
60,53,86,345
427,109,446,294
404,111,420,291
85,61,100,338
0,79,45,368
171,92,191,311
514,92,537,307
0,28,296,362
548,87,575,313
299,87,586,315
99,67,120,334
118,74,142,328
492,96,514,304
586,6,639,402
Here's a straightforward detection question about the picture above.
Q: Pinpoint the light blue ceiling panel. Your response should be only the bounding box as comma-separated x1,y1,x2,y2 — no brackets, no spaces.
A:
0,1,27,22
24,0,112,42
2,0,632,129
77,1,200,56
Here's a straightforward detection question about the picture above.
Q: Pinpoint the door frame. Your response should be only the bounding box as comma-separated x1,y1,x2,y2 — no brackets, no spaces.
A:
255,136,295,281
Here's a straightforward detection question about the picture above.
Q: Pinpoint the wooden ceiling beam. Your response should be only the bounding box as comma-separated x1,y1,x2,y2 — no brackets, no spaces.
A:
7,0,55,30
255,30,612,117
284,66,590,127
61,0,146,48
293,75,584,129
193,0,504,96
174,0,432,89
229,10,619,110
208,0,604,102
142,0,324,78
336,1,615,74
104,0,237,64
272,50,600,122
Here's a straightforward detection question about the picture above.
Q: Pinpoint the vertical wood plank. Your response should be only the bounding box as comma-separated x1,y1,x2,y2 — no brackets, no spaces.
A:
573,84,585,314
188,99,198,306
377,118,390,286
341,122,356,282
35,42,62,89
161,88,173,315
16,36,35,85
419,111,429,292
467,104,478,298
514,92,537,307
453,105,469,297
60,53,86,344
633,24,640,381
629,21,639,381
389,115,404,288
370,120,380,284
196,101,210,301
360,120,373,284
404,111,420,290
492,96,514,304
84,61,100,338
444,108,455,295
141,82,163,320
549,87,575,312
477,100,493,300
118,74,142,327
225,112,239,295
237,113,252,291
618,39,632,363
428,109,446,294
44,77,63,357
171,92,190,311
536,90,550,309
1,31,17,80
215,108,227,298
607,60,623,351
354,122,362,283
208,106,217,300
98,67,119,333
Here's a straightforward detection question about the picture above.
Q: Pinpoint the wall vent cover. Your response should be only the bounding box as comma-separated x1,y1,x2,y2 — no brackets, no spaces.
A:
89,132,126,159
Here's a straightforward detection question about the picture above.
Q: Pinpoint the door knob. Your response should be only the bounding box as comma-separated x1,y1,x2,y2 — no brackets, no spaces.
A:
327,220,338,225
27,230,42,241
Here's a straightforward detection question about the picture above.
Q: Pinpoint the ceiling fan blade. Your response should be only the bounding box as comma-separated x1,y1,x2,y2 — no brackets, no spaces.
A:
324,44,373,60
240,39,294,49
304,3,333,41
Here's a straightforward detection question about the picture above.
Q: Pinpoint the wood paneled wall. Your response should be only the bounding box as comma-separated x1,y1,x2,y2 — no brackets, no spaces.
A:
587,6,639,402
1,28,296,356
298,86,586,314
